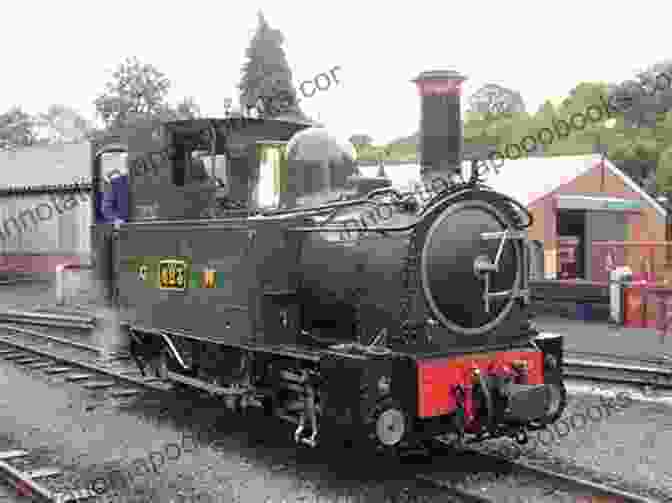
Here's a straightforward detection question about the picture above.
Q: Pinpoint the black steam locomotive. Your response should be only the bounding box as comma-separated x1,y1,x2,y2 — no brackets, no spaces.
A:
91,70,566,451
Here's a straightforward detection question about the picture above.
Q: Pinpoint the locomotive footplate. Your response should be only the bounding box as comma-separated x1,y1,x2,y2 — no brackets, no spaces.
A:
318,350,417,450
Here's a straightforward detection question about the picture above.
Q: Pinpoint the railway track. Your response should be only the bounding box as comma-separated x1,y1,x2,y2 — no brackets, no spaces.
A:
0,322,174,502
0,323,667,502
415,439,668,503
564,349,672,388
0,310,96,331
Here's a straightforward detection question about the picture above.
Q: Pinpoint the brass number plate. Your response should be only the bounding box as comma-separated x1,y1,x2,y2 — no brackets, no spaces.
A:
158,259,186,291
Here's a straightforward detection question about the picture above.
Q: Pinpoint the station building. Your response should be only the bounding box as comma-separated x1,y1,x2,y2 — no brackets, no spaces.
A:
0,142,92,277
479,154,668,283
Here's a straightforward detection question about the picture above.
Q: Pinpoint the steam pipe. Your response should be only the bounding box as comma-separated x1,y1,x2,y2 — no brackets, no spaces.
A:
286,188,474,233
260,196,394,217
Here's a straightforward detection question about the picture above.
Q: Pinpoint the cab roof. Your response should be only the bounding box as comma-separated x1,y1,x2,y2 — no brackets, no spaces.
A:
164,116,316,133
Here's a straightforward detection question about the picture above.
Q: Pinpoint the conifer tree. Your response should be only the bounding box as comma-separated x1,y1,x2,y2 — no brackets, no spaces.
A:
238,11,303,119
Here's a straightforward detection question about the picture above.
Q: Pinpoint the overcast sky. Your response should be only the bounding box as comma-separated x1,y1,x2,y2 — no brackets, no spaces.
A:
3,0,671,145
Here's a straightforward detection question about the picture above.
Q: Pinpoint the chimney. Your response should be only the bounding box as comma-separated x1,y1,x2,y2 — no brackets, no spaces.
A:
412,70,467,178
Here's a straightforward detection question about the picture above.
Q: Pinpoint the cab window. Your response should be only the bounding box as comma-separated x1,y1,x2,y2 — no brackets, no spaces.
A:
189,151,209,182
172,148,187,187
100,151,128,188
255,143,286,210
193,151,228,188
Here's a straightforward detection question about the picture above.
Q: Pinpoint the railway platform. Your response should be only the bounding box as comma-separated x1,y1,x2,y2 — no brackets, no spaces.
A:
533,313,672,363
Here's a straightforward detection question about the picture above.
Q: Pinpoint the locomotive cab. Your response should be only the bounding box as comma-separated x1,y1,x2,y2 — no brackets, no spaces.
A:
91,116,312,296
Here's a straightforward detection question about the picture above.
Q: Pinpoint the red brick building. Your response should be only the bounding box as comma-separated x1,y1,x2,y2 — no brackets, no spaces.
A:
480,154,667,282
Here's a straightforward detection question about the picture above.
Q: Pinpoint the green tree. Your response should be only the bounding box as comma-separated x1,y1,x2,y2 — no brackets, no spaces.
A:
349,134,372,146
463,110,501,146
349,134,373,155
464,84,528,159
529,100,560,154
617,110,672,189
157,97,202,122
238,11,302,119
0,106,38,150
37,104,94,143
94,57,172,128
605,61,672,191
468,83,526,118
539,82,610,156
171,97,201,120
657,143,672,194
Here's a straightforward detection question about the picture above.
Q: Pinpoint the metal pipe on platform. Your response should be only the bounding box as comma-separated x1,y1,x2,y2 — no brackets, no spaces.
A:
55,262,94,307
56,264,65,306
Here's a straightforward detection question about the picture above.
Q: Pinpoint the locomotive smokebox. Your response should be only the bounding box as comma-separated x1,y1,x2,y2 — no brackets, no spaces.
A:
413,70,466,179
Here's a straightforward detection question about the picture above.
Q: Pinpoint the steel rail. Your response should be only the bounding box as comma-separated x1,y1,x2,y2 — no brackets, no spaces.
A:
0,323,667,502
0,322,263,399
422,438,663,503
0,323,102,354
511,456,662,503
0,309,96,324
0,456,54,503
0,452,97,503
413,473,498,503
0,324,167,392
563,354,672,387
565,349,672,366
0,310,96,330
0,326,168,502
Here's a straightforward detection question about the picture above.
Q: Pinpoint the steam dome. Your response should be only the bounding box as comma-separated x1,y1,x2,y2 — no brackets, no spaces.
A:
282,127,358,207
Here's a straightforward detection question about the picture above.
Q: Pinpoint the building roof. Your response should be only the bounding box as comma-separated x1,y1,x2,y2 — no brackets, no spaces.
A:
359,154,667,219
0,142,91,191
479,154,667,220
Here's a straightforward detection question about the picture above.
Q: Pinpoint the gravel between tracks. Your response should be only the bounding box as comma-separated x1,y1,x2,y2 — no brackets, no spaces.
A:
473,390,672,501
2,355,670,503
1,281,671,500
0,358,457,502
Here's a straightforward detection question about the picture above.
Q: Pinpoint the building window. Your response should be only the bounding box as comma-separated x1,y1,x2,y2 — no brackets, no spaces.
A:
254,143,286,210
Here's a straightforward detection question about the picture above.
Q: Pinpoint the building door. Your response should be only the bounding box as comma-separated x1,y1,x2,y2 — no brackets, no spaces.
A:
586,211,627,282
557,210,586,279
528,240,545,280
